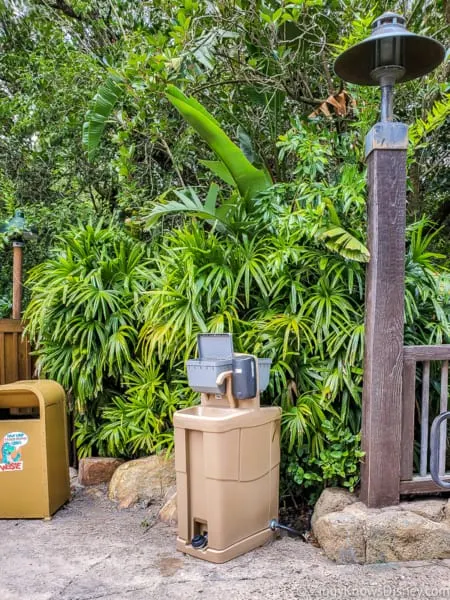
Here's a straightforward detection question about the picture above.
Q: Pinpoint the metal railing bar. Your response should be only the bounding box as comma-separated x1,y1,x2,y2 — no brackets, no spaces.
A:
439,360,449,476
420,361,430,477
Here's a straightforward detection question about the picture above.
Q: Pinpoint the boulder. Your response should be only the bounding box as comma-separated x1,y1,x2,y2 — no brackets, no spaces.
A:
311,487,357,528
118,493,139,510
343,502,380,517
79,457,124,486
69,467,82,489
399,499,446,522
312,488,450,565
109,455,175,508
159,491,178,526
313,511,366,564
365,510,450,563
445,500,450,524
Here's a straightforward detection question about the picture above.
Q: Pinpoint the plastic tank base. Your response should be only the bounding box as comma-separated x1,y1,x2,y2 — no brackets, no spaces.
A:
174,404,281,564
176,528,275,564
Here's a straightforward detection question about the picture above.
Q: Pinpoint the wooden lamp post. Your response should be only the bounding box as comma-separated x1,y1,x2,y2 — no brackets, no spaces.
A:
0,210,36,320
334,13,445,508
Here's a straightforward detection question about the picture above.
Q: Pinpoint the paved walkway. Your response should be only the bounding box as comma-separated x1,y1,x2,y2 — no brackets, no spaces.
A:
1,487,450,600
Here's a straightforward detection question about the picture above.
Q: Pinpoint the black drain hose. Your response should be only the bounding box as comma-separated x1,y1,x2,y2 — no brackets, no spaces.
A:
191,534,208,549
270,519,307,541
190,522,306,549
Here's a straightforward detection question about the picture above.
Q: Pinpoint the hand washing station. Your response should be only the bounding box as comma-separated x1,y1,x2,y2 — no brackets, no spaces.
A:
174,334,281,563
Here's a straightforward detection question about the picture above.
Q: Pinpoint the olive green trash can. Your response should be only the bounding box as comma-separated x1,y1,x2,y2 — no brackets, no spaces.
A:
0,380,70,518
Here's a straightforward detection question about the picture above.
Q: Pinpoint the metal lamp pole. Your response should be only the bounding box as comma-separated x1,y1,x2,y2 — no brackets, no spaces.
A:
0,210,36,321
12,241,24,320
334,13,445,508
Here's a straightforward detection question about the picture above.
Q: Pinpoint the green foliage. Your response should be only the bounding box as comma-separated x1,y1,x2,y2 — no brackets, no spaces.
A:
23,221,153,413
409,94,450,149
23,220,200,459
73,360,198,458
83,75,125,162
3,0,449,502
0,295,11,319
319,227,370,263
136,117,447,501
83,79,272,202
404,220,450,345
27,106,449,504
97,361,197,457
165,85,271,200
146,184,232,229
287,418,365,504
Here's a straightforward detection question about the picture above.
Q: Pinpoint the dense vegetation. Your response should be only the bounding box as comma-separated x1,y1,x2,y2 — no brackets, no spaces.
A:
1,0,448,502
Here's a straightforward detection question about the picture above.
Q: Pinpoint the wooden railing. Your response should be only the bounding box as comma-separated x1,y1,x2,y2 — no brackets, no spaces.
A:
0,319,32,385
401,344,450,494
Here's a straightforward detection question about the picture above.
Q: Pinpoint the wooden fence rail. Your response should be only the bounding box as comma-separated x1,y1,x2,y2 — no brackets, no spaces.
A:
0,319,32,385
401,344,450,495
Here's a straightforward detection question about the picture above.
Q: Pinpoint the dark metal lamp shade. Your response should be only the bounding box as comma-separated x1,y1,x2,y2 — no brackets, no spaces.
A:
334,12,445,86
0,209,37,241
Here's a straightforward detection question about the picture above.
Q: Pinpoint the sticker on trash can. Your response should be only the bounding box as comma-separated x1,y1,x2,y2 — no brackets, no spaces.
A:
0,432,28,471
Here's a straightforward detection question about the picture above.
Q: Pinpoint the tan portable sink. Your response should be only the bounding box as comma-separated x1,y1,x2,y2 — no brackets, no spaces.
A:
175,335,281,563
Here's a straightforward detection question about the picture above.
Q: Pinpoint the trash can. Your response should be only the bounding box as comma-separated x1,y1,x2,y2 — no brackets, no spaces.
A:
174,334,281,563
0,380,70,518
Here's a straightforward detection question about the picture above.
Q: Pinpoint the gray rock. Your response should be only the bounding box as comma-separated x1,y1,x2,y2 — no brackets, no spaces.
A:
69,466,83,489
313,511,366,564
444,499,450,524
311,487,357,528
399,499,446,522
343,501,380,516
366,510,450,563
109,455,175,508
159,491,177,526
313,490,450,565
380,504,403,512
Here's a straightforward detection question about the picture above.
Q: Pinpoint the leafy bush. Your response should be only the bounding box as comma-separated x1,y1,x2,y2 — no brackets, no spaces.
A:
73,359,197,458
287,419,365,504
0,295,11,319
27,116,450,503
137,114,447,501
3,0,448,504
25,114,449,503
24,220,200,458
24,221,152,410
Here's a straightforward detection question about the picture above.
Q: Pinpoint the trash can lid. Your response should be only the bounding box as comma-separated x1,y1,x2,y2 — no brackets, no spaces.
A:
0,380,65,409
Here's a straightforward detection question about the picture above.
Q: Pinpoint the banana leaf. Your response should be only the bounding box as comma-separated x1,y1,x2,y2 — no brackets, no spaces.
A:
82,75,124,162
166,85,271,200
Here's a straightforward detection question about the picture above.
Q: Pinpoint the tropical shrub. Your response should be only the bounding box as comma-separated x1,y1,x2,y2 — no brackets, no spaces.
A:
24,220,152,409
23,222,148,452
286,418,365,502
17,0,448,500
24,219,200,458
0,295,11,319
1,0,448,311
74,359,197,458
25,99,449,502
135,112,448,502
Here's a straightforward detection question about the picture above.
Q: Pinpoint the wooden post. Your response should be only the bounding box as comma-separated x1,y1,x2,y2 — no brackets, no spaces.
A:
12,241,24,320
360,123,408,508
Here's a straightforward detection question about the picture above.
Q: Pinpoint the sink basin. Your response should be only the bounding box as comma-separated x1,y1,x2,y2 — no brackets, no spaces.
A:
176,406,246,419
173,404,281,433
